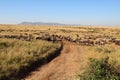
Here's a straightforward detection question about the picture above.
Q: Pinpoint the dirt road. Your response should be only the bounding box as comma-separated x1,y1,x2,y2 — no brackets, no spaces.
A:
24,42,84,80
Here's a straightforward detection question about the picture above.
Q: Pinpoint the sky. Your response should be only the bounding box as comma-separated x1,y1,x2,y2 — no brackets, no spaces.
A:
0,0,120,26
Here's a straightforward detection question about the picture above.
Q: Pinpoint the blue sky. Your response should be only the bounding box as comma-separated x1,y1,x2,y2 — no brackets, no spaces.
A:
0,0,120,26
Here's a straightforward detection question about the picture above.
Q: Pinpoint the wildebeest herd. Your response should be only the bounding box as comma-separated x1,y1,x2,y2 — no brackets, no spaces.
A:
1,33,120,46
0,25,120,46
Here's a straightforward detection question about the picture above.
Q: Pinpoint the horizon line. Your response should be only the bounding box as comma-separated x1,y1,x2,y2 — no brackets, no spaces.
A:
0,21,120,27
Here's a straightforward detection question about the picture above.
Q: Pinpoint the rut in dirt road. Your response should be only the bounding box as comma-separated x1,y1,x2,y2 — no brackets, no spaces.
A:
24,42,84,80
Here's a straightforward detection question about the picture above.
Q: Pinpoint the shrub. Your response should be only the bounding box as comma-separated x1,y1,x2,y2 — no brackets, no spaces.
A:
0,42,12,49
80,57,120,80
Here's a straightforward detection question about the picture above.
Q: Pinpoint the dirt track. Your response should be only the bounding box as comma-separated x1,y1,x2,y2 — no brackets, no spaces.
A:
24,42,83,80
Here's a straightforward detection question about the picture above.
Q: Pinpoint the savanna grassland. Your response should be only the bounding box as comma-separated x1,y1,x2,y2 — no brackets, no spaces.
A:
0,25,62,80
0,24,120,80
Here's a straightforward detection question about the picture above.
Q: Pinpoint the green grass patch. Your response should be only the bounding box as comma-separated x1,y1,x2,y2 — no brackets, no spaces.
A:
80,57,120,80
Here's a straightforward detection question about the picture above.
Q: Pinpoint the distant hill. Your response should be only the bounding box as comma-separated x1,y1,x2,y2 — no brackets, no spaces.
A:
19,22,81,26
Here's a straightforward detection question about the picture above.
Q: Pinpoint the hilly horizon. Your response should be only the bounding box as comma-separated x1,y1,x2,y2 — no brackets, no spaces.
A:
20,22,81,26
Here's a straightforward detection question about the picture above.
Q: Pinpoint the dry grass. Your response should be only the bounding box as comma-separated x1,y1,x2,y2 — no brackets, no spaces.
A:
1,24,120,79
0,38,61,80
83,44,120,64
0,24,120,39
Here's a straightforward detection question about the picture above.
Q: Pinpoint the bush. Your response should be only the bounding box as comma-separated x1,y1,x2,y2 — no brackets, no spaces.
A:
0,42,12,49
80,57,120,80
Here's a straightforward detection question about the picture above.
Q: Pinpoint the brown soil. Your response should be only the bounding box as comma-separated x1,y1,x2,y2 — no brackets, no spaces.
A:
24,42,84,80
